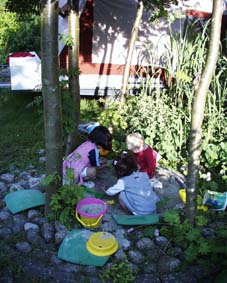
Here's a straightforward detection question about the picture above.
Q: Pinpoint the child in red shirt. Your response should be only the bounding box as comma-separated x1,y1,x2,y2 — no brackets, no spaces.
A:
126,132,159,179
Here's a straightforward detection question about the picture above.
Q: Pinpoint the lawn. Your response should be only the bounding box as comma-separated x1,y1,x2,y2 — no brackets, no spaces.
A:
0,89,103,173
0,90,44,172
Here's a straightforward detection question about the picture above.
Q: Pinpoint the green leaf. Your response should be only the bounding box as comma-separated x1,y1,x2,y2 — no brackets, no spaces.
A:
198,241,211,255
143,226,156,238
185,228,201,242
184,244,198,262
163,209,181,225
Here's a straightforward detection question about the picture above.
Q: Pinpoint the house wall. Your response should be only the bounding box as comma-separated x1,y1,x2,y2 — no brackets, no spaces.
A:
59,0,186,95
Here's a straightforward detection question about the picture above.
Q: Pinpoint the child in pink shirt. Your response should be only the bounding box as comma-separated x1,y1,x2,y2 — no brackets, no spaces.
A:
63,126,112,185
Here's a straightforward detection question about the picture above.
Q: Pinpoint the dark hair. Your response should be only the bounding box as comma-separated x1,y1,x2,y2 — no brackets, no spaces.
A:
88,125,112,151
113,151,138,178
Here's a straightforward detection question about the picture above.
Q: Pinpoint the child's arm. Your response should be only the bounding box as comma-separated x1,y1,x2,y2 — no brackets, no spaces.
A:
104,179,125,196
144,147,157,179
88,149,110,170
88,148,100,166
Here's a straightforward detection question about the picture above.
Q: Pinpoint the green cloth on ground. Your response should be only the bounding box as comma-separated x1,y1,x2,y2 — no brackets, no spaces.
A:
112,213,159,225
83,187,106,199
5,189,45,214
57,229,109,266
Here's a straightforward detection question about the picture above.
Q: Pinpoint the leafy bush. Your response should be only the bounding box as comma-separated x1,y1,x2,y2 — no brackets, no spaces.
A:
158,209,227,270
48,169,84,229
98,23,227,184
100,260,135,283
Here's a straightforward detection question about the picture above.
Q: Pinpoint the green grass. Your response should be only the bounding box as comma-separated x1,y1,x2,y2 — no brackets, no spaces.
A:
0,90,44,172
0,90,103,173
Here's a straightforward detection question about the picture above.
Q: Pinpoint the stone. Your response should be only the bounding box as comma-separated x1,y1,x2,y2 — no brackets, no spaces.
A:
201,227,216,238
167,246,183,258
41,222,55,243
136,237,155,250
134,273,161,283
54,221,69,233
38,148,45,155
50,255,63,265
16,241,32,253
154,235,169,248
26,229,44,245
9,183,24,193
157,255,181,273
32,217,48,226
18,171,30,180
24,222,40,232
128,250,146,264
146,247,163,261
0,227,12,239
143,262,157,273
0,269,14,283
39,157,46,163
12,214,27,233
114,249,128,261
0,210,11,221
28,177,41,190
58,262,82,273
115,229,131,250
55,231,68,245
22,258,55,280
27,209,41,220
82,265,97,275
0,165,219,282
101,213,119,232
17,179,29,188
160,272,197,283
0,173,15,183
0,181,7,196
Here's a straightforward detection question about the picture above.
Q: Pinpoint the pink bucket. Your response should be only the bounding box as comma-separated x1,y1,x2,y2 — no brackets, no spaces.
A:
75,197,107,228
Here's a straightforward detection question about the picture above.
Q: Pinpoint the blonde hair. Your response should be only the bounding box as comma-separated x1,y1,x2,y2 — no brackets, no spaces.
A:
126,132,144,150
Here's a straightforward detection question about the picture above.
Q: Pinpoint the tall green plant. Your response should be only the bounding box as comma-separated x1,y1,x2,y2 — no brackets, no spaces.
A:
48,169,84,229
99,16,227,178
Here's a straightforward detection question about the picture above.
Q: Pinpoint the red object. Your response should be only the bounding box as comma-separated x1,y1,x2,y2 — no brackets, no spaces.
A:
6,52,35,64
186,9,212,19
134,146,157,179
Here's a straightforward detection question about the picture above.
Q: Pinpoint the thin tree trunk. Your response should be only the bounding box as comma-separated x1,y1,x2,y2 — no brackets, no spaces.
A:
65,0,80,155
119,0,144,106
186,0,224,224
41,0,63,215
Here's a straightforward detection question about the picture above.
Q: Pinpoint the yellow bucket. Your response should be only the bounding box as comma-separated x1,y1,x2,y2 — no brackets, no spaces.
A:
178,189,208,211
86,232,118,256
75,198,107,229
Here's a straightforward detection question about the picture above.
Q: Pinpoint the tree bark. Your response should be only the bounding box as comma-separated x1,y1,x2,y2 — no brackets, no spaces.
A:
186,0,224,224
119,0,144,106
65,0,81,155
41,0,63,215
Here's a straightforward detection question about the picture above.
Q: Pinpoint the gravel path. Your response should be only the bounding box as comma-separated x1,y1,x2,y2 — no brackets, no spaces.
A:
0,165,220,282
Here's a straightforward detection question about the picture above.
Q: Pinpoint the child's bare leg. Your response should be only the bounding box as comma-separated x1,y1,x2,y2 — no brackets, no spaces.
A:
83,167,96,181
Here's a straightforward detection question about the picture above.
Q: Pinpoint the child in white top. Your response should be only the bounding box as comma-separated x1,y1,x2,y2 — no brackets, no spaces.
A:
104,152,159,215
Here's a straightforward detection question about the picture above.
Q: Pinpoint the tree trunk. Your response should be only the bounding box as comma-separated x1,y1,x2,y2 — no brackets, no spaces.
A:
41,0,63,215
186,0,224,224
119,0,144,106
65,0,81,155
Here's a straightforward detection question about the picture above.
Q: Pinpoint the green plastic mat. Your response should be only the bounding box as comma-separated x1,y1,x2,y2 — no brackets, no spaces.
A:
83,187,106,199
57,229,109,266
112,213,159,225
5,189,45,214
